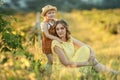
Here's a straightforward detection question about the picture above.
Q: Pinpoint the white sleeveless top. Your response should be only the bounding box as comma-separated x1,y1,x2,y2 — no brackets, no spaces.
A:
40,19,58,32
40,22,51,32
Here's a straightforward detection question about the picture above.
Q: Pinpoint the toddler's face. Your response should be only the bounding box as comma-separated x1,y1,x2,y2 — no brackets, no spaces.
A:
45,9,56,19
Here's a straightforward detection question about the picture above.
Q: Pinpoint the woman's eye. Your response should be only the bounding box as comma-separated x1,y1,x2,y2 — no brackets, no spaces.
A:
61,27,64,30
56,28,59,31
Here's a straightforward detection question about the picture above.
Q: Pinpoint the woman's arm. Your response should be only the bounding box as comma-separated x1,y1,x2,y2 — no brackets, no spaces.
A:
54,46,91,67
72,37,86,47
42,23,63,42
72,37,96,64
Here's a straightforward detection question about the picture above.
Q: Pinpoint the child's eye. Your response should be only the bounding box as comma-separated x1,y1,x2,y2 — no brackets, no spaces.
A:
52,12,55,14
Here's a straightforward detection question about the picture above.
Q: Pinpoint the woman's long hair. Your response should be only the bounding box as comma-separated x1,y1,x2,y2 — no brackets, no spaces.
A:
54,20,71,41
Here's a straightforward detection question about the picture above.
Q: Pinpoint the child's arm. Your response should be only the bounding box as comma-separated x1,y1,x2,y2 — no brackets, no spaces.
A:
41,22,63,43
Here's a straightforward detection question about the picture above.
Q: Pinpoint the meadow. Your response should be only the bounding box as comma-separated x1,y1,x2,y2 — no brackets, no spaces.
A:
0,9,120,80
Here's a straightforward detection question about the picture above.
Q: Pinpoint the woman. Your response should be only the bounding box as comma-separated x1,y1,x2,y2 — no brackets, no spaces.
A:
51,20,119,80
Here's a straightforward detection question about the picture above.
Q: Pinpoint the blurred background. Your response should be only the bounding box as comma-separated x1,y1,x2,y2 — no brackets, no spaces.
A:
1,0,120,13
0,0,120,80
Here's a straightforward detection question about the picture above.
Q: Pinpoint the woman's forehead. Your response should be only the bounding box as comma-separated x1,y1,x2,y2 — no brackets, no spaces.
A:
56,23,63,27
56,23,65,28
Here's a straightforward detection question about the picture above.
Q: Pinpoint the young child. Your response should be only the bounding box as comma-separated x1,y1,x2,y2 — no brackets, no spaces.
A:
41,4,62,64
40,5,62,79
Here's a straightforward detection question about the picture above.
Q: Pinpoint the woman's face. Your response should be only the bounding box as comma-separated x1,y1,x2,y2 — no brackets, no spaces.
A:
45,9,56,20
55,23,66,39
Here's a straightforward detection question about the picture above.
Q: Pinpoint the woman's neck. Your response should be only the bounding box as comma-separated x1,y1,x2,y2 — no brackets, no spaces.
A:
61,36,67,42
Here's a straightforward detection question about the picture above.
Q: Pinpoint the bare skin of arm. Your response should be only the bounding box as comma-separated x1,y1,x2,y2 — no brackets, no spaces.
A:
54,46,91,67
42,22,63,43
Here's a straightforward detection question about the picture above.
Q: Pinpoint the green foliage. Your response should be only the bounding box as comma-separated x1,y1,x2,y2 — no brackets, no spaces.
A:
0,13,44,80
2,31,22,50
0,14,23,52
0,15,9,32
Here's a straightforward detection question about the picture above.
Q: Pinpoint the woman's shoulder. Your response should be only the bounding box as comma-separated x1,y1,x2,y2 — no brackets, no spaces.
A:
52,40,61,44
52,40,62,48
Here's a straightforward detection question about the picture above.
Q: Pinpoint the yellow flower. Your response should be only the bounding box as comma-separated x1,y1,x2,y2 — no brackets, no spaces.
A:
20,31,25,37
0,54,5,63
20,58,30,69
12,31,16,35
28,73,36,80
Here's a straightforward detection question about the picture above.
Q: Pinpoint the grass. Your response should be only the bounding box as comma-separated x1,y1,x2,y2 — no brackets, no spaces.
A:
0,9,120,80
